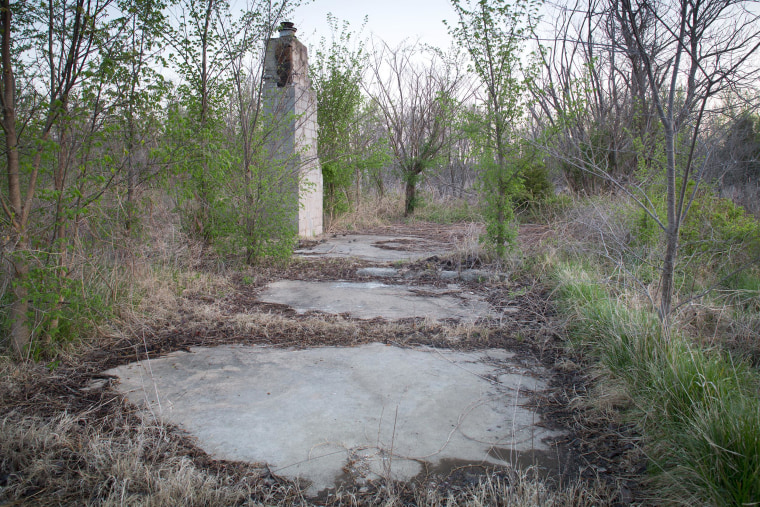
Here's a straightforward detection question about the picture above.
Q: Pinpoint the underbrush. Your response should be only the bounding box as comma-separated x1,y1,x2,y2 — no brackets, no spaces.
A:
0,235,136,361
325,193,404,232
326,191,484,231
547,191,760,504
559,192,760,362
410,195,483,224
554,261,760,505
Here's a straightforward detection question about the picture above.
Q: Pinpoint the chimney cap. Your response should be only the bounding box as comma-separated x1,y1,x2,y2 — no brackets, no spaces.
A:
279,21,297,37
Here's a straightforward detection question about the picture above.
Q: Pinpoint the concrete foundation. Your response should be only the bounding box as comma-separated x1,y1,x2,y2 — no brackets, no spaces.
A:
296,234,447,262
107,344,562,495
258,280,492,321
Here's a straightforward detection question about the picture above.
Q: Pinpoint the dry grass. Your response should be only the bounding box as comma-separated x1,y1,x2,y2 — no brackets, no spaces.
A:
327,194,405,233
0,411,267,506
0,358,300,506
328,471,615,506
677,300,760,368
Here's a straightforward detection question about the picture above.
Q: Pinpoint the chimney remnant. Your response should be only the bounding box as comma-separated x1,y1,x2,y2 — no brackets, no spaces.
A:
263,22,323,238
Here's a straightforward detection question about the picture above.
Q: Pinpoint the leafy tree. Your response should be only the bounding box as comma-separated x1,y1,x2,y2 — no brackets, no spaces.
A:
210,1,295,263
1,0,119,357
166,0,234,243
311,14,366,218
448,0,541,257
107,0,170,231
166,0,305,263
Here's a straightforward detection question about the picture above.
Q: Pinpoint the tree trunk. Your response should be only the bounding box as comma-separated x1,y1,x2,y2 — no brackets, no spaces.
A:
660,126,678,323
195,0,214,244
126,93,138,231
404,173,417,216
374,171,385,198
47,112,70,340
126,143,137,230
1,0,32,357
9,254,30,358
496,175,506,258
52,102,69,246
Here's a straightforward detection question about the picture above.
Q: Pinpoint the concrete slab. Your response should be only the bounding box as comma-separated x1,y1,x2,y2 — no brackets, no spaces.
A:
356,267,400,278
258,280,492,322
295,235,445,262
107,344,562,495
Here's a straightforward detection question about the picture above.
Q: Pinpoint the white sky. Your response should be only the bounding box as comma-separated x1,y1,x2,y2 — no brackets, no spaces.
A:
287,0,460,50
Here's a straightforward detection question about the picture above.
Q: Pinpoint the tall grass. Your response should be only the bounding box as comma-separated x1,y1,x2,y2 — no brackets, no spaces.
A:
554,261,760,505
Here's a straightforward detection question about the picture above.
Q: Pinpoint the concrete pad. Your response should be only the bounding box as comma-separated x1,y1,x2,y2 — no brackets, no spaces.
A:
356,267,400,278
107,344,562,495
440,270,459,281
258,280,492,322
295,235,445,262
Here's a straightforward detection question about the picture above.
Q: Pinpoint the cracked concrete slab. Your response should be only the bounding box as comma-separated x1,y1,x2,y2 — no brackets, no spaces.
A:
295,235,446,262
107,344,563,495
258,280,492,321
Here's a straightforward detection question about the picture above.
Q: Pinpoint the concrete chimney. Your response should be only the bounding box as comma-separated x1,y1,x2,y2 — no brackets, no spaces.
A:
278,21,297,37
262,24,323,238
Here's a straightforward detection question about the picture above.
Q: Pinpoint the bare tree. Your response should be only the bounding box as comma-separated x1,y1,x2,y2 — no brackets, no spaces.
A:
617,0,760,322
367,41,468,216
528,0,653,192
531,0,760,325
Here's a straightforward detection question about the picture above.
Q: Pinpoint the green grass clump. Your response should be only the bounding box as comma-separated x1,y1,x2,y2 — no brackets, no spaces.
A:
647,389,760,506
669,395,760,506
554,262,659,348
554,261,760,505
645,345,750,428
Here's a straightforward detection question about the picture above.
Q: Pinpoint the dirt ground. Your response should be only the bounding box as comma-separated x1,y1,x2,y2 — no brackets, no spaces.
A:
0,223,645,505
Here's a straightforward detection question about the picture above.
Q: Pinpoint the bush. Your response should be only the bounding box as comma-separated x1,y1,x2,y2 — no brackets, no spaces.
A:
680,190,760,258
629,187,760,260
516,159,554,207
1,248,116,359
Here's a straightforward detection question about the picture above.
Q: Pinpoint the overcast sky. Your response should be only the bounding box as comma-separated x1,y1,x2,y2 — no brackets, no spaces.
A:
287,0,460,50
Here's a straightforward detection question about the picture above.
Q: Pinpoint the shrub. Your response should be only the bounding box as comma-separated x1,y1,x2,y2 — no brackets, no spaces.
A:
516,159,554,207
